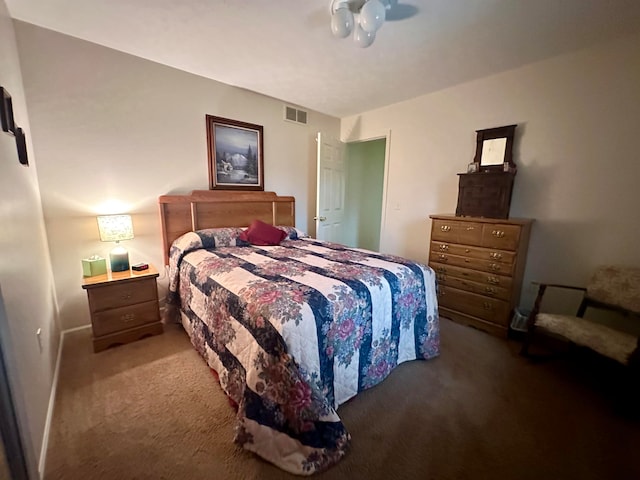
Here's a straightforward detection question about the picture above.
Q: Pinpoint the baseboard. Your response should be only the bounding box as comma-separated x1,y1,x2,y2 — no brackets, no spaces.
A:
38,324,91,479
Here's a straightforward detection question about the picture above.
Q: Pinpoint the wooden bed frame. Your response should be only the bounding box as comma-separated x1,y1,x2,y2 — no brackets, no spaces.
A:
158,190,295,265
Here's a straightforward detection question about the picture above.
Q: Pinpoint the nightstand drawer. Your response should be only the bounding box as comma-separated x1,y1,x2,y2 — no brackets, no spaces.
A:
87,278,157,312
92,300,160,337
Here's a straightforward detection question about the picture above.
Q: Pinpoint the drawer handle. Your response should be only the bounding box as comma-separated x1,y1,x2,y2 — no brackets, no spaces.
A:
483,302,493,310
436,266,447,273
490,252,503,260
491,230,505,238
464,258,470,263
465,248,470,253
439,244,449,251
440,225,451,232
466,226,475,231
485,287,496,294
121,293,132,300
121,313,136,323
489,263,501,271
438,254,448,261
487,276,500,285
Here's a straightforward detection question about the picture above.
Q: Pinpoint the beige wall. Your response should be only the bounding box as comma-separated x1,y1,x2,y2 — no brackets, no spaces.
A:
342,32,640,310
14,22,341,332
4,16,640,473
0,2,60,477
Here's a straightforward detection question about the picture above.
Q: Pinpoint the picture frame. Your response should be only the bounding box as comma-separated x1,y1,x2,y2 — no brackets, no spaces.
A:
467,162,479,173
15,127,28,166
1,87,15,135
206,115,264,191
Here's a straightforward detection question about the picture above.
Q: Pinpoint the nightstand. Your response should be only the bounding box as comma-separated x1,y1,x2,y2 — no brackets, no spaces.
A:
82,265,163,352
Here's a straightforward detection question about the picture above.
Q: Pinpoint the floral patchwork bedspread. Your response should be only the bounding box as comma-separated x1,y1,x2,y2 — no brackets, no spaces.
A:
167,227,440,475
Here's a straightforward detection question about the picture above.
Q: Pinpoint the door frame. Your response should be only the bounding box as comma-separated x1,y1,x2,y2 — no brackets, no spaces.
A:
343,129,392,251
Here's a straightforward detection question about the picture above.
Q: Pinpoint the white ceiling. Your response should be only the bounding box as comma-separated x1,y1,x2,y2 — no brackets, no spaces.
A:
6,0,640,118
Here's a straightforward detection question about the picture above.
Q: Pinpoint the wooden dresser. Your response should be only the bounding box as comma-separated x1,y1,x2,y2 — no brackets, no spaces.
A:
428,215,533,336
82,266,163,352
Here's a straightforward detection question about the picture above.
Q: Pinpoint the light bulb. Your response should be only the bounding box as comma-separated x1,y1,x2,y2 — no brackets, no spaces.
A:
360,0,385,33
331,5,354,38
354,23,375,48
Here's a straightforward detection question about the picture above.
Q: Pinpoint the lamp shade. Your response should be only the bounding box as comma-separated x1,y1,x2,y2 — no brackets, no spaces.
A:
96,215,134,242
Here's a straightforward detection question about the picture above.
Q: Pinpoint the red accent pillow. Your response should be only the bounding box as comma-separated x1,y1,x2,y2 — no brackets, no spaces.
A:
239,219,287,246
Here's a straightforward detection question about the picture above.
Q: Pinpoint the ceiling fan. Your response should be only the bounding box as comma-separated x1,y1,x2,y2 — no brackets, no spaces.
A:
329,0,419,47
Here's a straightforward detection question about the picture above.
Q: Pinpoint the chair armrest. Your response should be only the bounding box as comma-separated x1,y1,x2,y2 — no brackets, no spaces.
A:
531,281,587,292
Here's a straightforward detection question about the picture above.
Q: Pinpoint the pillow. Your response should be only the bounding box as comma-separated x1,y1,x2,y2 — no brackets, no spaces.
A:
195,227,245,248
276,225,308,240
239,219,287,246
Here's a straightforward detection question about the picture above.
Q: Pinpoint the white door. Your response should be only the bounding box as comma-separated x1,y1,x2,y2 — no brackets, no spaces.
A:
315,132,345,242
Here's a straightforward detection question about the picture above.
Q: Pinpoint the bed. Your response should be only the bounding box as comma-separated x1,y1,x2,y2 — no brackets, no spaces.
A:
159,190,440,475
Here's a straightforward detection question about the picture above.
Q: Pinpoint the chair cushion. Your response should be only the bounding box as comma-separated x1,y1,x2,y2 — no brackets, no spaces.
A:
536,313,637,365
587,266,640,314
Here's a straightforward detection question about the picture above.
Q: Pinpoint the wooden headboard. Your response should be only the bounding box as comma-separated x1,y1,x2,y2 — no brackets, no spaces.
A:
158,190,295,266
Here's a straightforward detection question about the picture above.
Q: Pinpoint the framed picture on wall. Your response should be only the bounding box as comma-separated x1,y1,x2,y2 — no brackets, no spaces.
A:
206,115,264,191
15,127,28,166
1,87,16,135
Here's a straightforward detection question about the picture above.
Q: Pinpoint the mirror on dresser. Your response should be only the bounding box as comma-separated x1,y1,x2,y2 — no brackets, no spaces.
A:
474,124,517,171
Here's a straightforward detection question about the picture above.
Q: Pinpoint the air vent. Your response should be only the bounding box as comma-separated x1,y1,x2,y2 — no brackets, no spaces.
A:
284,105,308,125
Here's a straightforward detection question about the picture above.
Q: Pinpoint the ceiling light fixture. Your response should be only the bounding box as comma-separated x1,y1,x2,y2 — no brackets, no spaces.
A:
330,0,397,48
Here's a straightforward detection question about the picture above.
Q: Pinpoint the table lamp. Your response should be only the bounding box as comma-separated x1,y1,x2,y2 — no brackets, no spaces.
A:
96,214,134,272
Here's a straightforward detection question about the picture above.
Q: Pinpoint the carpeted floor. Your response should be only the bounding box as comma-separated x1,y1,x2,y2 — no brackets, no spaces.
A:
44,318,640,480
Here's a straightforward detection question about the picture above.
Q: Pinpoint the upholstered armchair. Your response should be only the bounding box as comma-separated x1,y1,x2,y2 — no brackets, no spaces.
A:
520,266,640,367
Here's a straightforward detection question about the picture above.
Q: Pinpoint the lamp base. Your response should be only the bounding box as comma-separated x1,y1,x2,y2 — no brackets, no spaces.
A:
110,245,130,272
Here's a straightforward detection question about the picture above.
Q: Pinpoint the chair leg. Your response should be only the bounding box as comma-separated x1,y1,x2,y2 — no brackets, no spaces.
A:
520,323,536,357
520,300,542,358
622,342,640,418
520,335,531,357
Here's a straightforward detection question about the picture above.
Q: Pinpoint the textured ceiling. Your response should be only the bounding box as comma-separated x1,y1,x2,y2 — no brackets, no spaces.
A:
6,0,640,117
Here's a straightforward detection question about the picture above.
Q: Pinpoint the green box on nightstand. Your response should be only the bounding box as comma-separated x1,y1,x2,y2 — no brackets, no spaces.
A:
82,257,107,277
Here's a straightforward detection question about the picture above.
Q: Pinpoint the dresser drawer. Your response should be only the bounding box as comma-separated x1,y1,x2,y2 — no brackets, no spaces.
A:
431,219,483,246
435,273,510,301
430,262,513,290
430,241,515,265
92,300,160,337
87,278,157,312
437,285,511,326
481,224,521,250
429,252,515,276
